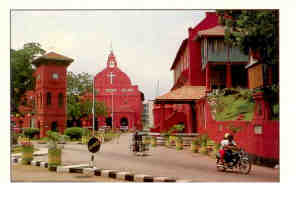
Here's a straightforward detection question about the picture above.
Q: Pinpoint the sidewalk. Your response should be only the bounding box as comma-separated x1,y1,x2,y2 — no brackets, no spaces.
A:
12,164,122,182
12,147,48,158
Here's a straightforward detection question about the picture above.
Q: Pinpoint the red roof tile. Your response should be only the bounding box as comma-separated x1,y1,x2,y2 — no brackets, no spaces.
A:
197,25,225,38
156,86,206,102
32,51,74,65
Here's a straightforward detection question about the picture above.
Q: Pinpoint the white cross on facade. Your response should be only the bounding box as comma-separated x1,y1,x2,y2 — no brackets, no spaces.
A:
108,72,116,84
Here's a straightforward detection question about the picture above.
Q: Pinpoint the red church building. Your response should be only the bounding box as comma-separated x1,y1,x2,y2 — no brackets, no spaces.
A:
81,50,144,131
152,12,279,164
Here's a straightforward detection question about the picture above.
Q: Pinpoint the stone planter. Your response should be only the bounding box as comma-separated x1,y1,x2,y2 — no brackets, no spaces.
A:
81,136,89,144
169,136,176,147
143,136,151,145
175,138,183,150
151,137,157,147
48,147,62,170
191,143,199,153
165,138,170,147
21,146,34,165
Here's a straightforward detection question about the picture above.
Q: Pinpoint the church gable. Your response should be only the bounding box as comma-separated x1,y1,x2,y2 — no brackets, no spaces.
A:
95,67,132,87
91,50,143,130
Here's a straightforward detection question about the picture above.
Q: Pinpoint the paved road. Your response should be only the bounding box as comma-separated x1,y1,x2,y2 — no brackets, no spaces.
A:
36,133,279,182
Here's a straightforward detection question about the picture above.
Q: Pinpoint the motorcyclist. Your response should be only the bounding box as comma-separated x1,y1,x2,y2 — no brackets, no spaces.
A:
219,133,238,165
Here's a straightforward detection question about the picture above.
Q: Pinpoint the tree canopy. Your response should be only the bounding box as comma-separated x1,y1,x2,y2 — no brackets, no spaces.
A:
11,42,46,113
66,71,108,122
217,10,279,68
67,71,93,96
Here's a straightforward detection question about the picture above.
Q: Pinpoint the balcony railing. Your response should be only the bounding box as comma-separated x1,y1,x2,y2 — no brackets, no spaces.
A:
201,39,248,69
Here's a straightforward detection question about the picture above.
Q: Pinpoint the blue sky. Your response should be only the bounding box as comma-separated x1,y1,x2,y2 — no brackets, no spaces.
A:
11,10,209,100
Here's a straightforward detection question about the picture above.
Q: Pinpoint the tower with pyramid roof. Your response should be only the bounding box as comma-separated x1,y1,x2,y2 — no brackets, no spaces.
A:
31,52,74,137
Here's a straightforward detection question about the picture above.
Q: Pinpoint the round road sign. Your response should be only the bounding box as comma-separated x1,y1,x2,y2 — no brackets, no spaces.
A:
88,137,101,153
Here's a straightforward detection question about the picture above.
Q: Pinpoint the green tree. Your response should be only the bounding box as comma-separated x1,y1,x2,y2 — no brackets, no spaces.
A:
67,97,108,121
217,10,279,69
67,71,93,96
66,71,108,124
11,42,46,113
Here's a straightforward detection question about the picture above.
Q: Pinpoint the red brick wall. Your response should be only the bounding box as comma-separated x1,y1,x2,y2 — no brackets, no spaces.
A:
197,100,279,160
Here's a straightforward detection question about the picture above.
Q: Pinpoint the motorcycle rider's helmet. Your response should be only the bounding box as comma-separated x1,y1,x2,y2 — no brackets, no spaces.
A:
224,133,230,139
227,134,234,141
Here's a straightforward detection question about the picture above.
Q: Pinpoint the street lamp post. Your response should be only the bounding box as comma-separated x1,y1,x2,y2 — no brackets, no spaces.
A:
112,91,114,130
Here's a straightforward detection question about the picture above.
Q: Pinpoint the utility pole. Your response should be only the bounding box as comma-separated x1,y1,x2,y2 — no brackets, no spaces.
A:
92,76,95,136
107,71,116,130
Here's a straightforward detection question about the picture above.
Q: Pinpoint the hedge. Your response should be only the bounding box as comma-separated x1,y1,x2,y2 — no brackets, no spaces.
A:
23,128,40,139
64,127,84,140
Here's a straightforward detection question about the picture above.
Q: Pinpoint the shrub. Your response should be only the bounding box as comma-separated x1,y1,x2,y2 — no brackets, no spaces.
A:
64,127,83,140
23,128,40,139
200,134,209,147
46,130,62,148
169,124,185,134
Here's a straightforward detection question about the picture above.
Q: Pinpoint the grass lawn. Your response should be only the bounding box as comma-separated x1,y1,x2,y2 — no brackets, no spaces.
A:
210,89,255,121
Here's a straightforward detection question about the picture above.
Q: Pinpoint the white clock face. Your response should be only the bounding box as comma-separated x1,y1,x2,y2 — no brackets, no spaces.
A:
52,73,59,79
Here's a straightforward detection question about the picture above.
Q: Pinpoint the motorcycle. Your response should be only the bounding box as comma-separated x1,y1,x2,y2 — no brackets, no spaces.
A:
216,148,252,175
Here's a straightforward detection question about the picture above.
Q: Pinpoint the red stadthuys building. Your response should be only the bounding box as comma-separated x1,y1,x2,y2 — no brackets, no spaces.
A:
86,50,144,130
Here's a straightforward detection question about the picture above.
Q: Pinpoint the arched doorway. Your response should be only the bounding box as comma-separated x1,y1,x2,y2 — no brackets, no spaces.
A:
51,121,58,132
120,117,128,126
120,117,128,131
106,117,112,127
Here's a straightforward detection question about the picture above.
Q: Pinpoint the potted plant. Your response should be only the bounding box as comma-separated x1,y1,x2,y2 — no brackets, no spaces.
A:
46,130,62,171
191,137,200,153
81,128,91,144
175,136,183,150
206,139,215,154
21,139,34,165
199,134,209,155
169,135,176,147
161,132,170,147
151,136,157,147
17,133,25,145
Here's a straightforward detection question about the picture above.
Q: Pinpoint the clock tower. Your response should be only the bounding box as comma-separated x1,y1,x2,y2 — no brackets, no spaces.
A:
32,52,74,137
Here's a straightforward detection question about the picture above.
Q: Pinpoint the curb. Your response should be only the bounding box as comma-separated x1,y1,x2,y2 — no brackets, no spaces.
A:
12,157,177,182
